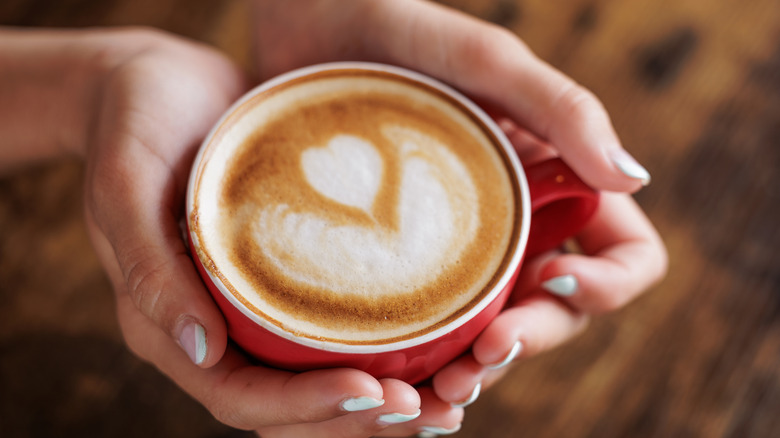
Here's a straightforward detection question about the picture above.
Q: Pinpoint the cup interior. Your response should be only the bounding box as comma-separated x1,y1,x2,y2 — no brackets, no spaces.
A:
186,62,531,353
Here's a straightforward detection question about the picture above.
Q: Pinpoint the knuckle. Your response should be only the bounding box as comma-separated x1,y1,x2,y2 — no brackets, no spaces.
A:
490,26,529,54
463,26,526,76
88,27,171,79
554,82,604,123
196,378,253,429
208,402,250,430
209,402,251,430
123,250,169,324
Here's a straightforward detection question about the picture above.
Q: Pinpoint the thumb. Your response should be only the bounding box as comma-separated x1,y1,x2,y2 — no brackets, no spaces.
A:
84,69,234,368
362,0,650,193
79,35,249,368
85,146,228,368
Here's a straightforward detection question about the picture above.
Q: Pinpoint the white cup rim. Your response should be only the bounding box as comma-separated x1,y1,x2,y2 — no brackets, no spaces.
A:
186,61,531,354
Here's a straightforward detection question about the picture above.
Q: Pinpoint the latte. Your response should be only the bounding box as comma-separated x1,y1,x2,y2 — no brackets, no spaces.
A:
190,67,520,344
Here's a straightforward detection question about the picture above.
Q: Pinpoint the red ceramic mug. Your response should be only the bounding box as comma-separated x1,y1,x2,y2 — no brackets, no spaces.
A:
186,62,598,385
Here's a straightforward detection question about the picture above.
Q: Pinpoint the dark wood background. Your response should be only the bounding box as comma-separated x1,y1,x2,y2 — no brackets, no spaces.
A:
2,0,779,437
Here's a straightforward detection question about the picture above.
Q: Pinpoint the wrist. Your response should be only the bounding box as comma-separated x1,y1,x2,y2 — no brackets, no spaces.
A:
0,27,162,168
0,28,97,165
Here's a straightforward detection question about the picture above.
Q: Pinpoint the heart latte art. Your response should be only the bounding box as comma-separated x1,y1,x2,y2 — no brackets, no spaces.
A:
261,129,479,297
191,70,519,344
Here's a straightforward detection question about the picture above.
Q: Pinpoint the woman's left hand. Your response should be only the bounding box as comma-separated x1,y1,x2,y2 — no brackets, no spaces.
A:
250,1,667,435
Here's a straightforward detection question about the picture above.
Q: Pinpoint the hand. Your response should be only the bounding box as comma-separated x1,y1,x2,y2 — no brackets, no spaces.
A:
80,28,433,438
251,0,667,428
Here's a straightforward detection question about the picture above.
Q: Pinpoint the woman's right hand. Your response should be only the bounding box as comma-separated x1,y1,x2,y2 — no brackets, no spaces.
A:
74,27,443,437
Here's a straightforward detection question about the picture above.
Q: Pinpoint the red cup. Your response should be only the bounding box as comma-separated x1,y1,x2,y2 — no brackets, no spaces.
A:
187,63,598,385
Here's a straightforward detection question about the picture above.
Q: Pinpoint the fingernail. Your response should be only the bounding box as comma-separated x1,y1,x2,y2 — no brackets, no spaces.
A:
542,274,578,297
179,321,207,365
611,150,651,186
418,424,462,436
486,340,523,370
378,409,422,425
341,396,385,412
451,382,481,408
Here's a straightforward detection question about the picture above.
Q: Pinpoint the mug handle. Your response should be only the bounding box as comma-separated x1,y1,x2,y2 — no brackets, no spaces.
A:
524,158,600,257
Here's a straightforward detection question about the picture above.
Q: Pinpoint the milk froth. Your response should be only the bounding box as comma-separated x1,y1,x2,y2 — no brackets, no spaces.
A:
191,69,518,344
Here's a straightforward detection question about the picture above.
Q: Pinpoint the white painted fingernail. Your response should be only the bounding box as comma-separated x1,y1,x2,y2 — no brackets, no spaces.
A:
418,424,462,436
179,321,207,365
341,396,385,412
451,382,481,408
542,274,579,297
487,340,523,370
611,150,651,186
378,409,421,425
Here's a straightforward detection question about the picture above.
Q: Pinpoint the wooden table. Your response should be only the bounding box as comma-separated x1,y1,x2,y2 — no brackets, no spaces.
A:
2,0,779,436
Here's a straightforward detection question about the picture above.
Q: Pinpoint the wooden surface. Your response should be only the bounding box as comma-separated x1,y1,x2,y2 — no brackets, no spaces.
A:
2,0,779,437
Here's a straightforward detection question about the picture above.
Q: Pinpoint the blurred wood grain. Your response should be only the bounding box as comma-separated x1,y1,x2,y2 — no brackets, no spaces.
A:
1,0,779,437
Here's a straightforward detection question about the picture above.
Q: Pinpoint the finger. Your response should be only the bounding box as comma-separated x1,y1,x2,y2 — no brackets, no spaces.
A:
87,140,228,368
363,0,650,192
376,386,464,437
256,379,421,438
471,294,590,369
481,363,512,393
115,290,393,431
86,202,224,367
431,355,487,408
432,294,589,408
215,366,390,431
254,383,463,438
85,43,246,367
538,192,668,314
497,118,558,164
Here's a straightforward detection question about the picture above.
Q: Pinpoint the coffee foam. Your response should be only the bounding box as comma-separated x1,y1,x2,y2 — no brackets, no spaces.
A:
192,70,518,344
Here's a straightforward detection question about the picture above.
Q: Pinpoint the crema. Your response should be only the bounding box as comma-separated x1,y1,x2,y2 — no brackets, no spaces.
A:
191,69,519,344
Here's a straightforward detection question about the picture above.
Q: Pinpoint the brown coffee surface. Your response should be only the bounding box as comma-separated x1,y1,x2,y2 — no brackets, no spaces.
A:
193,70,519,344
